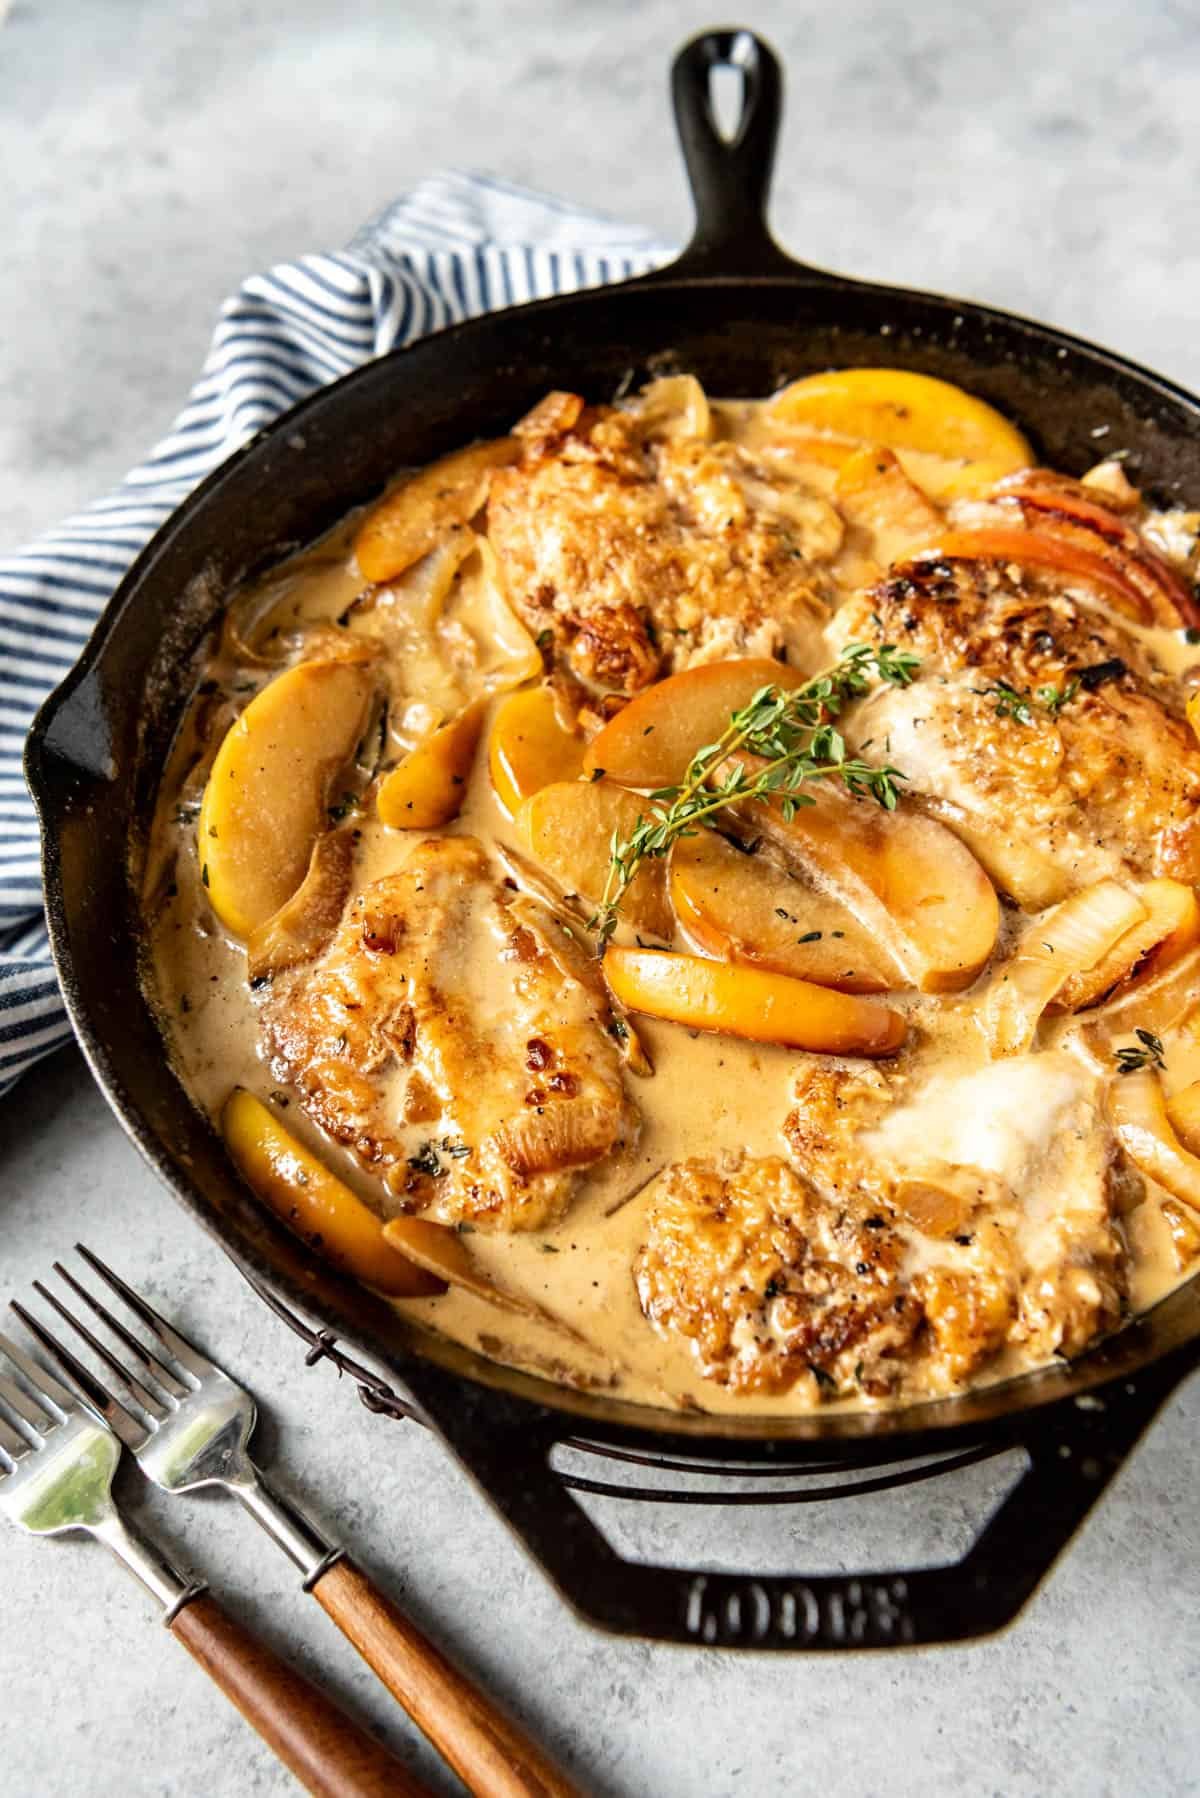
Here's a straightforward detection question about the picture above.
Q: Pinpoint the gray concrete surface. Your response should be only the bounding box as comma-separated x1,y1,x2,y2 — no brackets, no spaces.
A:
4,2,1200,1793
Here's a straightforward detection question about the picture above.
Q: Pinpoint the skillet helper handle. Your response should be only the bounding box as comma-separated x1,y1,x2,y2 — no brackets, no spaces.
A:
417,1346,1200,1652
668,27,796,277
169,1589,433,1798
311,1556,582,1798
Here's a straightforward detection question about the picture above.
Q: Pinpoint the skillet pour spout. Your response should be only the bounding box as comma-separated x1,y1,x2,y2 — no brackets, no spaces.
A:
24,25,1200,1649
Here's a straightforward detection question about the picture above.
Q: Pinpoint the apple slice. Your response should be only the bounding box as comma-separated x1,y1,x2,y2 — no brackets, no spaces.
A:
1187,690,1200,749
376,699,486,829
602,946,906,1056
221,1089,444,1298
916,797,1072,912
997,471,1200,628
764,368,1032,500
199,658,374,940
1167,1080,1200,1157
928,527,1196,628
489,685,585,817
582,657,807,790
516,779,673,939
353,437,520,584
669,828,903,992
737,771,999,993
832,446,943,568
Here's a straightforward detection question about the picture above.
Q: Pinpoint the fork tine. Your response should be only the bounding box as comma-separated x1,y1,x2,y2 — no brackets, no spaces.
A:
75,1244,212,1382
0,1408,31,1461
0,1352,61,1431
54,1262,187,1401
13,1298,149,1451
37,1275,174,1421
0,1372,54,1435
0,1329,76,1418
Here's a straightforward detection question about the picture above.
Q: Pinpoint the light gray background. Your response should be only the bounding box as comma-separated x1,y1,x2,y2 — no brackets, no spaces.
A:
3,2,1200,1793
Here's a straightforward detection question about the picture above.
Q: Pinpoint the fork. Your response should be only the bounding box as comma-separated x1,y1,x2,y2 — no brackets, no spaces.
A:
16,1245,580,1798
0,1327,431,1797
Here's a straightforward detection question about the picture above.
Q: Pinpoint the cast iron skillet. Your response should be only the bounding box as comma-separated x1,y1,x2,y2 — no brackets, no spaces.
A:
26,28,1200,1650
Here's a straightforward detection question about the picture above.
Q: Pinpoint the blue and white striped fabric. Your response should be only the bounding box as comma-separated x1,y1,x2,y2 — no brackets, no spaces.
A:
0,172,672,1099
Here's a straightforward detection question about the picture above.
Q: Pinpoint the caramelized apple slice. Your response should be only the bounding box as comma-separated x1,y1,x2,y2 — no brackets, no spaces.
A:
929,527,1197,628
764,368,1032,499
383,1215,588,1335
376,699,486,829
1187,690,1200,749
603,947,906,1056
669,828,903,992
354,438,520,584
489,685,585,817
1166,1080,1200,1157
582,658,807,790
222,1089,444,1298
1050,879,1200,1012
199,658,374,940
916,798,1072,912
998,472,1199,628
739,773,999,993
833,446,943,568
516,779,673,939
383,1215,527,1308
1080,946,1200,1045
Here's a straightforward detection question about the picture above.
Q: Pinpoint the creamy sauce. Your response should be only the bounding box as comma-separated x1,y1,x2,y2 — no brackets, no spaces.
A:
144,392,1200,1416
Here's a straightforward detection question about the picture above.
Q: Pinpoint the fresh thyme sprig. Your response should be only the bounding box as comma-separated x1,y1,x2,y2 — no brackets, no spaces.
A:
588,642,919,948
1037,677,1080,717
1113,1029,1167,1076
977,676,1081,724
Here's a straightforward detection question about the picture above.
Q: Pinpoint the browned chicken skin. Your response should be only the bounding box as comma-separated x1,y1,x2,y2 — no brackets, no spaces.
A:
260,836,635,1230
785,1056,1129,1379
487,400,842,694
833,552,1200,890
634,1155,925,1398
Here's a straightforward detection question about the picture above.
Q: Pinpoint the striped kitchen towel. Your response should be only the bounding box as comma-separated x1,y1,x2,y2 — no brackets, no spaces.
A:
0,173,672,1098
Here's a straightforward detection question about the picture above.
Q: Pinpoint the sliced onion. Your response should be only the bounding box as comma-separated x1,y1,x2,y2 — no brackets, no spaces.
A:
493,842,654,1078
505,893,655,1079
1050,879,1200,1013
400,530,477,626
246,829,355,982
469,538,543,691
892,1173,975,1240
1109,1068,1200,1213
492,1100,617,1178
630,374,711,443
987,880,1146,1055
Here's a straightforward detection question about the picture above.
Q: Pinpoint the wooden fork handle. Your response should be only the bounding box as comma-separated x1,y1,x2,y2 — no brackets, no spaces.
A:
170,1590,435,1798
311,1557,582,1798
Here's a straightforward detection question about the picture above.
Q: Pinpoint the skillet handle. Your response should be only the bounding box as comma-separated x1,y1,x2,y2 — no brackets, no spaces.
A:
418,1345,1199,1652
665,28,805,279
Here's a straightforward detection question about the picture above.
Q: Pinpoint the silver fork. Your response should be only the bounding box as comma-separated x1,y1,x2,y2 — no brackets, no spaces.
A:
17,1245,579,1798
0,1324,429,1798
